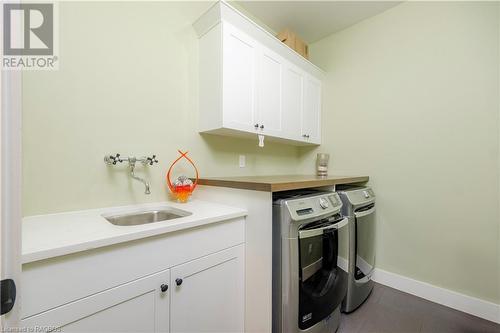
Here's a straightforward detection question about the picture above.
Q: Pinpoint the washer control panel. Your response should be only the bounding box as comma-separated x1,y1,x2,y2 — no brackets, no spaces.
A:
319,197,329,209
285,192,343,221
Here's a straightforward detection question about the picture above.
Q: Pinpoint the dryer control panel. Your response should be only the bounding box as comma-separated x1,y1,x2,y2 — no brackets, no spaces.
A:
342,187,375,207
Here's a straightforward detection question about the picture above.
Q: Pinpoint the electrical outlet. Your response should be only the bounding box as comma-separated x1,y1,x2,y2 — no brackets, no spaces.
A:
239,155,246,168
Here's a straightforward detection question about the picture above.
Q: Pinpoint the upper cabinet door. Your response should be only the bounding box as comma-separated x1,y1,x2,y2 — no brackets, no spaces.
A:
222,23,258,132
258,47,283,137
301,76,322,144
282,64,304,141
170,245,244,333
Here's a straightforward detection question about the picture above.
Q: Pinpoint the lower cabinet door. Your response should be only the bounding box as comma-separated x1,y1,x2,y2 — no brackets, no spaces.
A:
170,245,245,333
21,269,171,332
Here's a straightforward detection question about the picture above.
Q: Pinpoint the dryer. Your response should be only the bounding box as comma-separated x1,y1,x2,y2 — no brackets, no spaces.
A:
337,186,376,313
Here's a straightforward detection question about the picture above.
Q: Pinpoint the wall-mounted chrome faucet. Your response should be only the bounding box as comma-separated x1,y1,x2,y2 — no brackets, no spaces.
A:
104,153,158,194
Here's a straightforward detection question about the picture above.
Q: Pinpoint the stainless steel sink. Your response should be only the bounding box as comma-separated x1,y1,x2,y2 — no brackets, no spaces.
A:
102,208,192,226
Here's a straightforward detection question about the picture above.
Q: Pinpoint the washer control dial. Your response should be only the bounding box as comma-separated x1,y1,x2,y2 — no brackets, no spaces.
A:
319,197,329,209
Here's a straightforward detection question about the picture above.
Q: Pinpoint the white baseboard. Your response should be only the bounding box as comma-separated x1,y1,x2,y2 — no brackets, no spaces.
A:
372,268,500,324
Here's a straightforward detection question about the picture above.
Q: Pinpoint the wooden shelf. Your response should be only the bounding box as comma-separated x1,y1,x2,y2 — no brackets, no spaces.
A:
196,175,369,192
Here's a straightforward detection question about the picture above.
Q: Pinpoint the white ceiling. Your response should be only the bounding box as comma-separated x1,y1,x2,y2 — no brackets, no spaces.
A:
236,1,402,43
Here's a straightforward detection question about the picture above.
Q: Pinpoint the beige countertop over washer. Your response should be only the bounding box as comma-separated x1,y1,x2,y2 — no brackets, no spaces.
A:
196,174,369,192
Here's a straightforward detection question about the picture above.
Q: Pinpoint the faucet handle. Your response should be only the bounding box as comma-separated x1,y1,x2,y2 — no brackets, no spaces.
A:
146,155,158,166
105,153,123,165
111,153,123,165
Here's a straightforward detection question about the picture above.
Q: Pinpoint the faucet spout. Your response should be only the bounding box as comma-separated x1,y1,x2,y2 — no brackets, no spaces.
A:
129,163,151,195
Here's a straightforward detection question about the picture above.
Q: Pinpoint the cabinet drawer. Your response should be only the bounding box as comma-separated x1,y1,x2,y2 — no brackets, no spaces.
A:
22,217,244,318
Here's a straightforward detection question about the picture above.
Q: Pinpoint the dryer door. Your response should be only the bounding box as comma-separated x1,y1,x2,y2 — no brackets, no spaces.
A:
354,204,376,282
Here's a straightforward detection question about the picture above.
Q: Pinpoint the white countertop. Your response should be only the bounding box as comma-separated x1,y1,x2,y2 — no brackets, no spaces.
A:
22,200,247,264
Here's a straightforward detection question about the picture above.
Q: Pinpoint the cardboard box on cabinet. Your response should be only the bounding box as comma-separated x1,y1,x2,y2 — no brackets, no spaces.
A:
276,29,309,59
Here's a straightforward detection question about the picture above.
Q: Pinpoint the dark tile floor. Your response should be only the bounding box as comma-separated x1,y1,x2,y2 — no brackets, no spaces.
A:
338,283,500,333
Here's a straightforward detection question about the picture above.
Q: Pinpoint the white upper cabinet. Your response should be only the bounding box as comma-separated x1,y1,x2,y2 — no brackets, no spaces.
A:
302,76,322,144
222,23,258,132
282,64,304,141
259,46,284,137
194,2,323,145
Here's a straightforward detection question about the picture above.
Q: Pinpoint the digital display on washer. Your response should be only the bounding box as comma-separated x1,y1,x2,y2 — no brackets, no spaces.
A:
296,208,314,216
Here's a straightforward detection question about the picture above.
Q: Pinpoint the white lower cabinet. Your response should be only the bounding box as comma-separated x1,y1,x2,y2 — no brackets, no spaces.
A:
170,245,244,333
21,218,245,333
22,269,171,332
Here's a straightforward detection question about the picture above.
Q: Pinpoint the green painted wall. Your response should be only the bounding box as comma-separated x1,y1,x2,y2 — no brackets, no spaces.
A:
299,1,500,304
22,1,500,306
22,2,301,216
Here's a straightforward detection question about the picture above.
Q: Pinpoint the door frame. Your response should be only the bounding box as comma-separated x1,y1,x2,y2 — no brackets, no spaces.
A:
0,61,23,328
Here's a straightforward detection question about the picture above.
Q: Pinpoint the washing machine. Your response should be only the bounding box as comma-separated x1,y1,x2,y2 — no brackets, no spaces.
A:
272,190,349,333
337,186,376,313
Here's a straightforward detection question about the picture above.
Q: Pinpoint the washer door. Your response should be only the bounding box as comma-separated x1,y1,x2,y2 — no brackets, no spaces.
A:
354,204,376,282
297,218,348,330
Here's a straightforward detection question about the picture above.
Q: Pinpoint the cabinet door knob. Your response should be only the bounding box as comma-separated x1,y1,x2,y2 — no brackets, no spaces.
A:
175,278,183,286
260,124,264,129
254,124,259,128
160,284,169,292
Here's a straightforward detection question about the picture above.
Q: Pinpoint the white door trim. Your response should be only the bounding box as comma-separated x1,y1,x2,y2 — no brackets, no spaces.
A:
373,268,500,324
0,67,23,327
